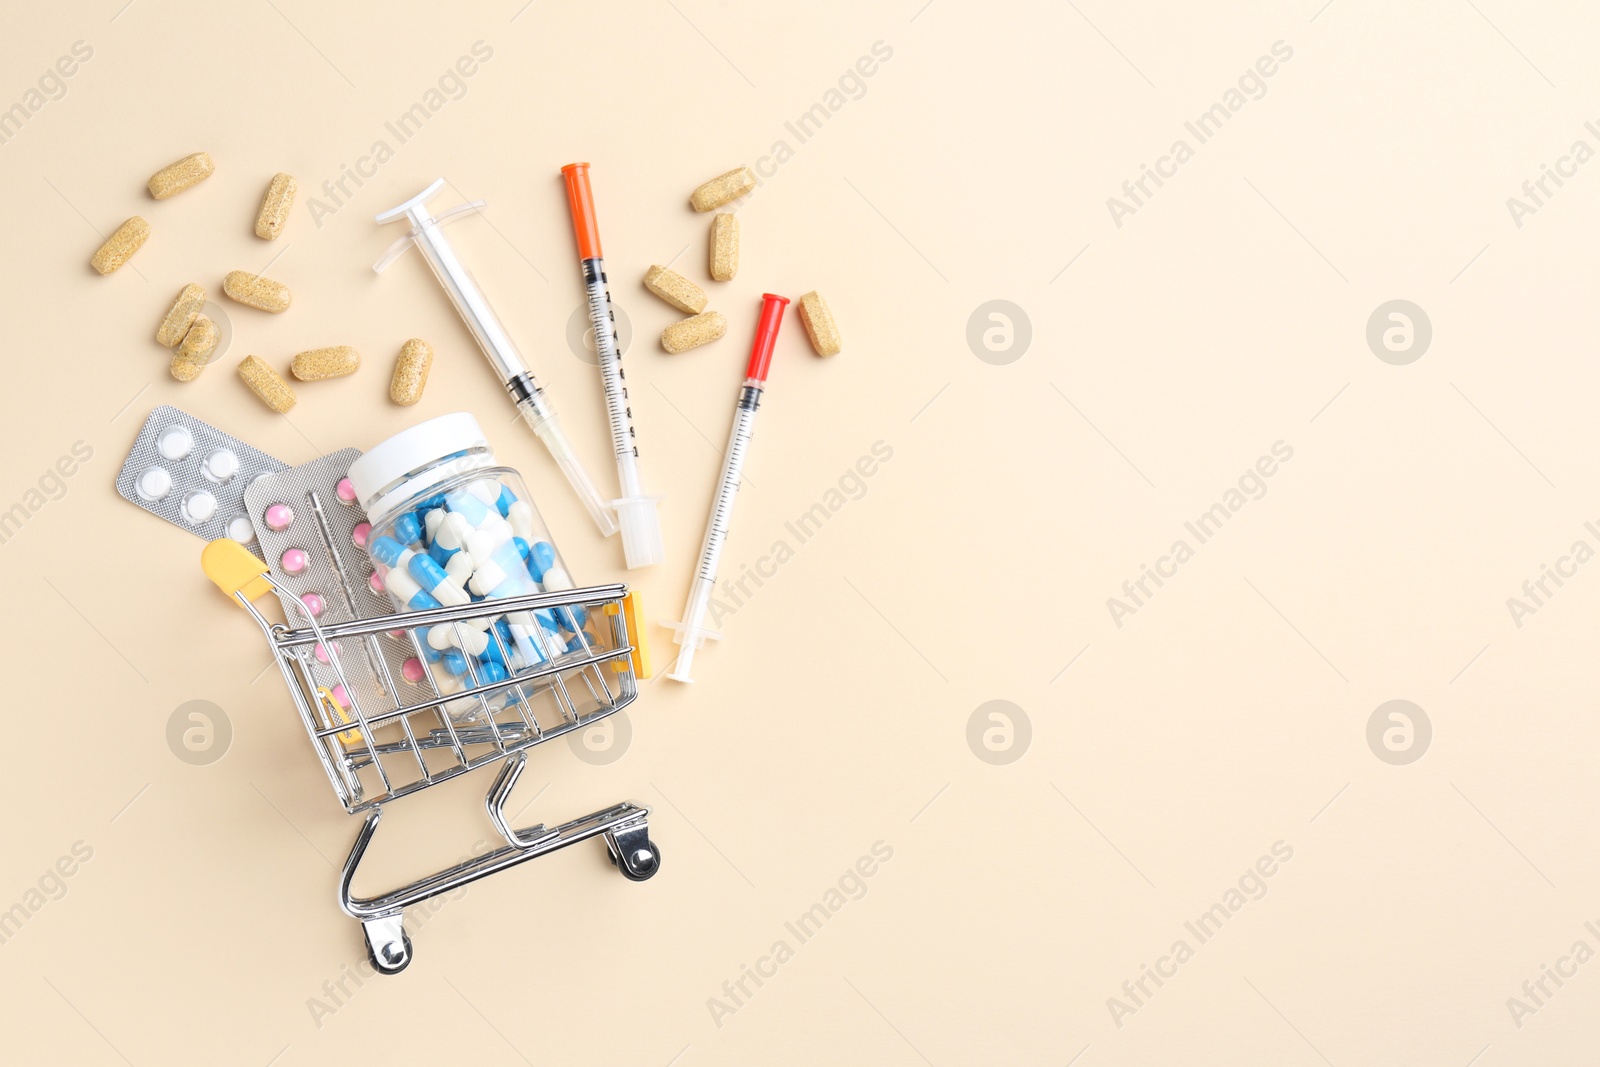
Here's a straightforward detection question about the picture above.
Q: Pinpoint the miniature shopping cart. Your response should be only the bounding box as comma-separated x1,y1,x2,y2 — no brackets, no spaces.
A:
202,539,660,974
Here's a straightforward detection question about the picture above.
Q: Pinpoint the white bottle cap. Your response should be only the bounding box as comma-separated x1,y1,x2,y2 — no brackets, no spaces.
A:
347,412,494,521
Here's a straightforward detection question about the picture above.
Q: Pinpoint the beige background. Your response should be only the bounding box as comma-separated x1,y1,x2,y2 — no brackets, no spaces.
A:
1,0,1596,1063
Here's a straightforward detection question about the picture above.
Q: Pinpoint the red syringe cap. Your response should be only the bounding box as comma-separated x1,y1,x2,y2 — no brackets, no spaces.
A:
744,293,790,382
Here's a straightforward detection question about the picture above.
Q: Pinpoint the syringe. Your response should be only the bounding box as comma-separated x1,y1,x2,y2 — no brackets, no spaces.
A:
668,293,789,683
374,179,618,537
560,163,664,569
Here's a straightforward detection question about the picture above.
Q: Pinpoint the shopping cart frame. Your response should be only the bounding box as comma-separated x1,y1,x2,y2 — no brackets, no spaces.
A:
203,539,659,974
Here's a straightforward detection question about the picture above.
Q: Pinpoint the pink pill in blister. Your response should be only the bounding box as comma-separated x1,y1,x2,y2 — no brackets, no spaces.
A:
336,477,358,505
281,548,308,575
401,657,426,683
331,684,348,707
368,571,384,593
302,592,325,618
314,643,330,663
352,522,371,548
265,504,294,531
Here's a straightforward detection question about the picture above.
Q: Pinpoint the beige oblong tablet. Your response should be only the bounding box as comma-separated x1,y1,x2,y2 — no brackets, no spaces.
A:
643,265,707,314
157,283,207,347
91,217,149,275
238,355,297,413
690,167,755,212
390,338,433,406
798,291,841,357
171,316,218,381
709,214,738,282
661,311,727,354
223,270,291,312
254,173,295,240
291,346,361,381
148,152,215,199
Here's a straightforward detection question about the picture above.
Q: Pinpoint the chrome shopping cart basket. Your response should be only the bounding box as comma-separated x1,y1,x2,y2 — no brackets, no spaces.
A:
202,539,660,974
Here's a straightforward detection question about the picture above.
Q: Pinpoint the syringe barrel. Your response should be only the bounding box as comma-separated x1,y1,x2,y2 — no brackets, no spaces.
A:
580,258,639,479
693,400,757,584
518,400,620,537
408,215,529,389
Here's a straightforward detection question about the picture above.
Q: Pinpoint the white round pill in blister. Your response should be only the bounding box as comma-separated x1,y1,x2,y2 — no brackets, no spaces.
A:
205,448,239,483
180,490,217,525
227,515,256,543
136,466,172,501
158,425,194,461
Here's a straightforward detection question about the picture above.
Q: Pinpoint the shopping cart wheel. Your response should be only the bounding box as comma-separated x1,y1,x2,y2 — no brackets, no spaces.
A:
605,820,661,882
362,916,413,976
618,841,660,881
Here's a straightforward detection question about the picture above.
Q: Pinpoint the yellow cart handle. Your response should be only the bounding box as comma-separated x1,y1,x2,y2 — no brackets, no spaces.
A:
201,538,274,605
606,589,653,679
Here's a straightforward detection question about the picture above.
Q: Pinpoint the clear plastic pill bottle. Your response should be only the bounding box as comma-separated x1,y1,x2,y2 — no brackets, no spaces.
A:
347,413,585,687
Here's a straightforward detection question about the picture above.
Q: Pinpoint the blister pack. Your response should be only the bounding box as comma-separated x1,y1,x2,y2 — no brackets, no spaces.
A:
242,449,437,722
116,405,288,551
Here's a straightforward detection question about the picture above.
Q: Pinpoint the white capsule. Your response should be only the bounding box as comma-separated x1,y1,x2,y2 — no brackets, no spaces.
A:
435,511,473,551
424,508,446,540
464,529,498,567
432,579,471,607
469,560,509,596
468,479,501,506
445,551,474,586
387,567,422,603
540,565,573,592
507,500,534,540
478,514,513,544
431,624,489,655
531,625,567,659
489,575,535,601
